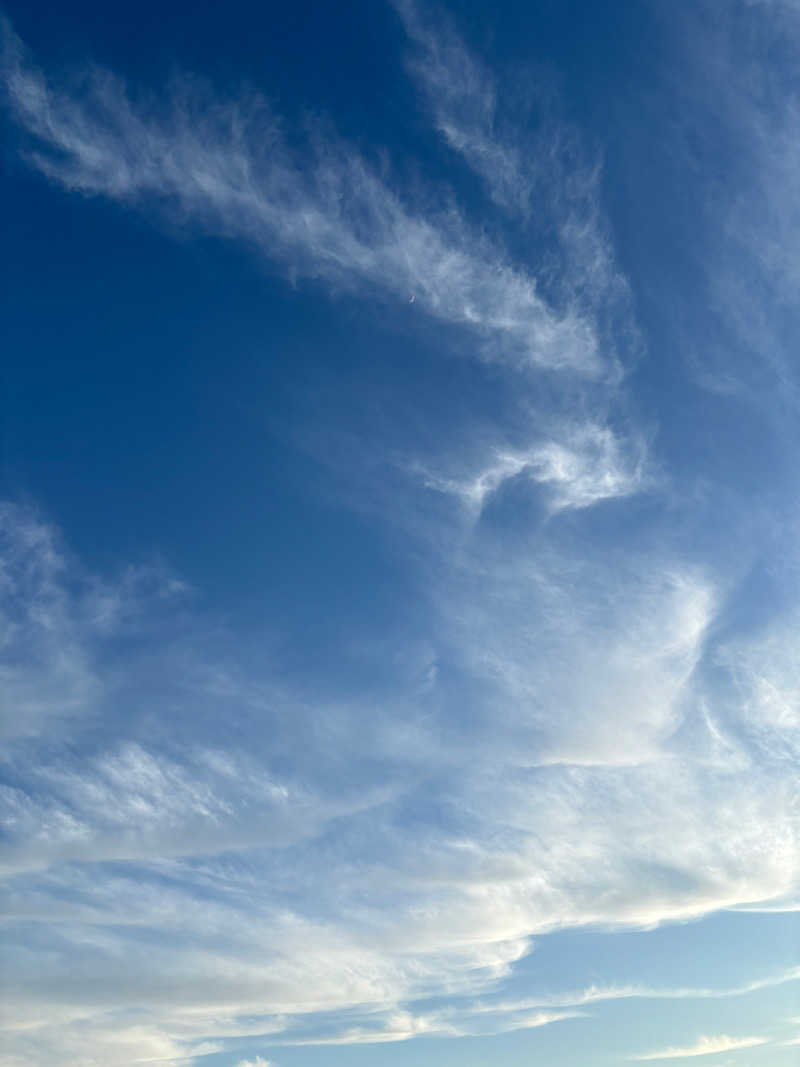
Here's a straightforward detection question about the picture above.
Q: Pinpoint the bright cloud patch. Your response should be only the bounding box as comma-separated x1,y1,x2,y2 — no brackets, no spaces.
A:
423,422,646,514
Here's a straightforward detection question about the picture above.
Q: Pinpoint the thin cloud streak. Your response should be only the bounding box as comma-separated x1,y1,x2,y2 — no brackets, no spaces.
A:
393,0,633,326
394,0,532,215
0,20,609,379
631,1034,768,1060
277,1007,579,1045
467,965,800,1015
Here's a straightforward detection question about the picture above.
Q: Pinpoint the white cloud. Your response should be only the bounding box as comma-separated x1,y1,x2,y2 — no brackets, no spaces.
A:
432,548,716,766
526,425,646,511
393,0,634,335
0,732,407,876
661,0,800,411
0,502,99,740
631,1034,769,1060
422,422,646,514
0,495,796,1065
280,1006,578,1045
0,1012,221,1067
393,0,530,215
466,965,800,1014
0,503,188,742
280,1011,460,1045
0,20,613,380
719,623,800,756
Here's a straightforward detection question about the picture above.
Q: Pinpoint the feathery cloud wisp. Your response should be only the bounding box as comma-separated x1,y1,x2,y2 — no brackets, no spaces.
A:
0,21,611,379
631,1034,768,1060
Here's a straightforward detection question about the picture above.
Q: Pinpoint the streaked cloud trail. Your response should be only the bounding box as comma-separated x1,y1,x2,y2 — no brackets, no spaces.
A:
631,1034,769,1060
1,18,610,379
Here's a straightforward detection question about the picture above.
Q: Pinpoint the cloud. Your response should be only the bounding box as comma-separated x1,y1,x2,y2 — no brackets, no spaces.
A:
466,965,800,1014
0,19,613,380
731,898,800,912
718,622,800,761
278,1011,461,1045
0,498,796,1064
0,502,188,742
421,421,646,515
0,1007,222,1067
656,0,800,416
0,10,649,558
279,1006,579,1045
631,1034,769,1060
0,501,97,741
393,0,532,214
237,1058,273,1067
431,548,716,766
0,741,346,874
393,0,634,334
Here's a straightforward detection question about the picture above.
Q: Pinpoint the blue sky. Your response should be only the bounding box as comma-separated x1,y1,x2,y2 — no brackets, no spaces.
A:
1,1,798,1064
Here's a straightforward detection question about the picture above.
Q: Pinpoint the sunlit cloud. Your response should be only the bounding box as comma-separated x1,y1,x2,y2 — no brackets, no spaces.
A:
631,1034,768,1060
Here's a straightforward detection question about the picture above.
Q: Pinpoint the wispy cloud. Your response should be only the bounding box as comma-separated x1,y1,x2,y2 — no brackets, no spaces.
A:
717,621,800,761
0,19,611,380
631,1034,768,1060
0,501,186,742
421,421,646,515
393,0,532,215
466,966,800,1015
431,550,716,766
393,0,633,329
279,1006,579,1045
657,0,800,418
0,475,795,1064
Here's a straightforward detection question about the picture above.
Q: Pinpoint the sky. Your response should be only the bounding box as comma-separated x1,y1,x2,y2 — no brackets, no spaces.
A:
0,0,798,1064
